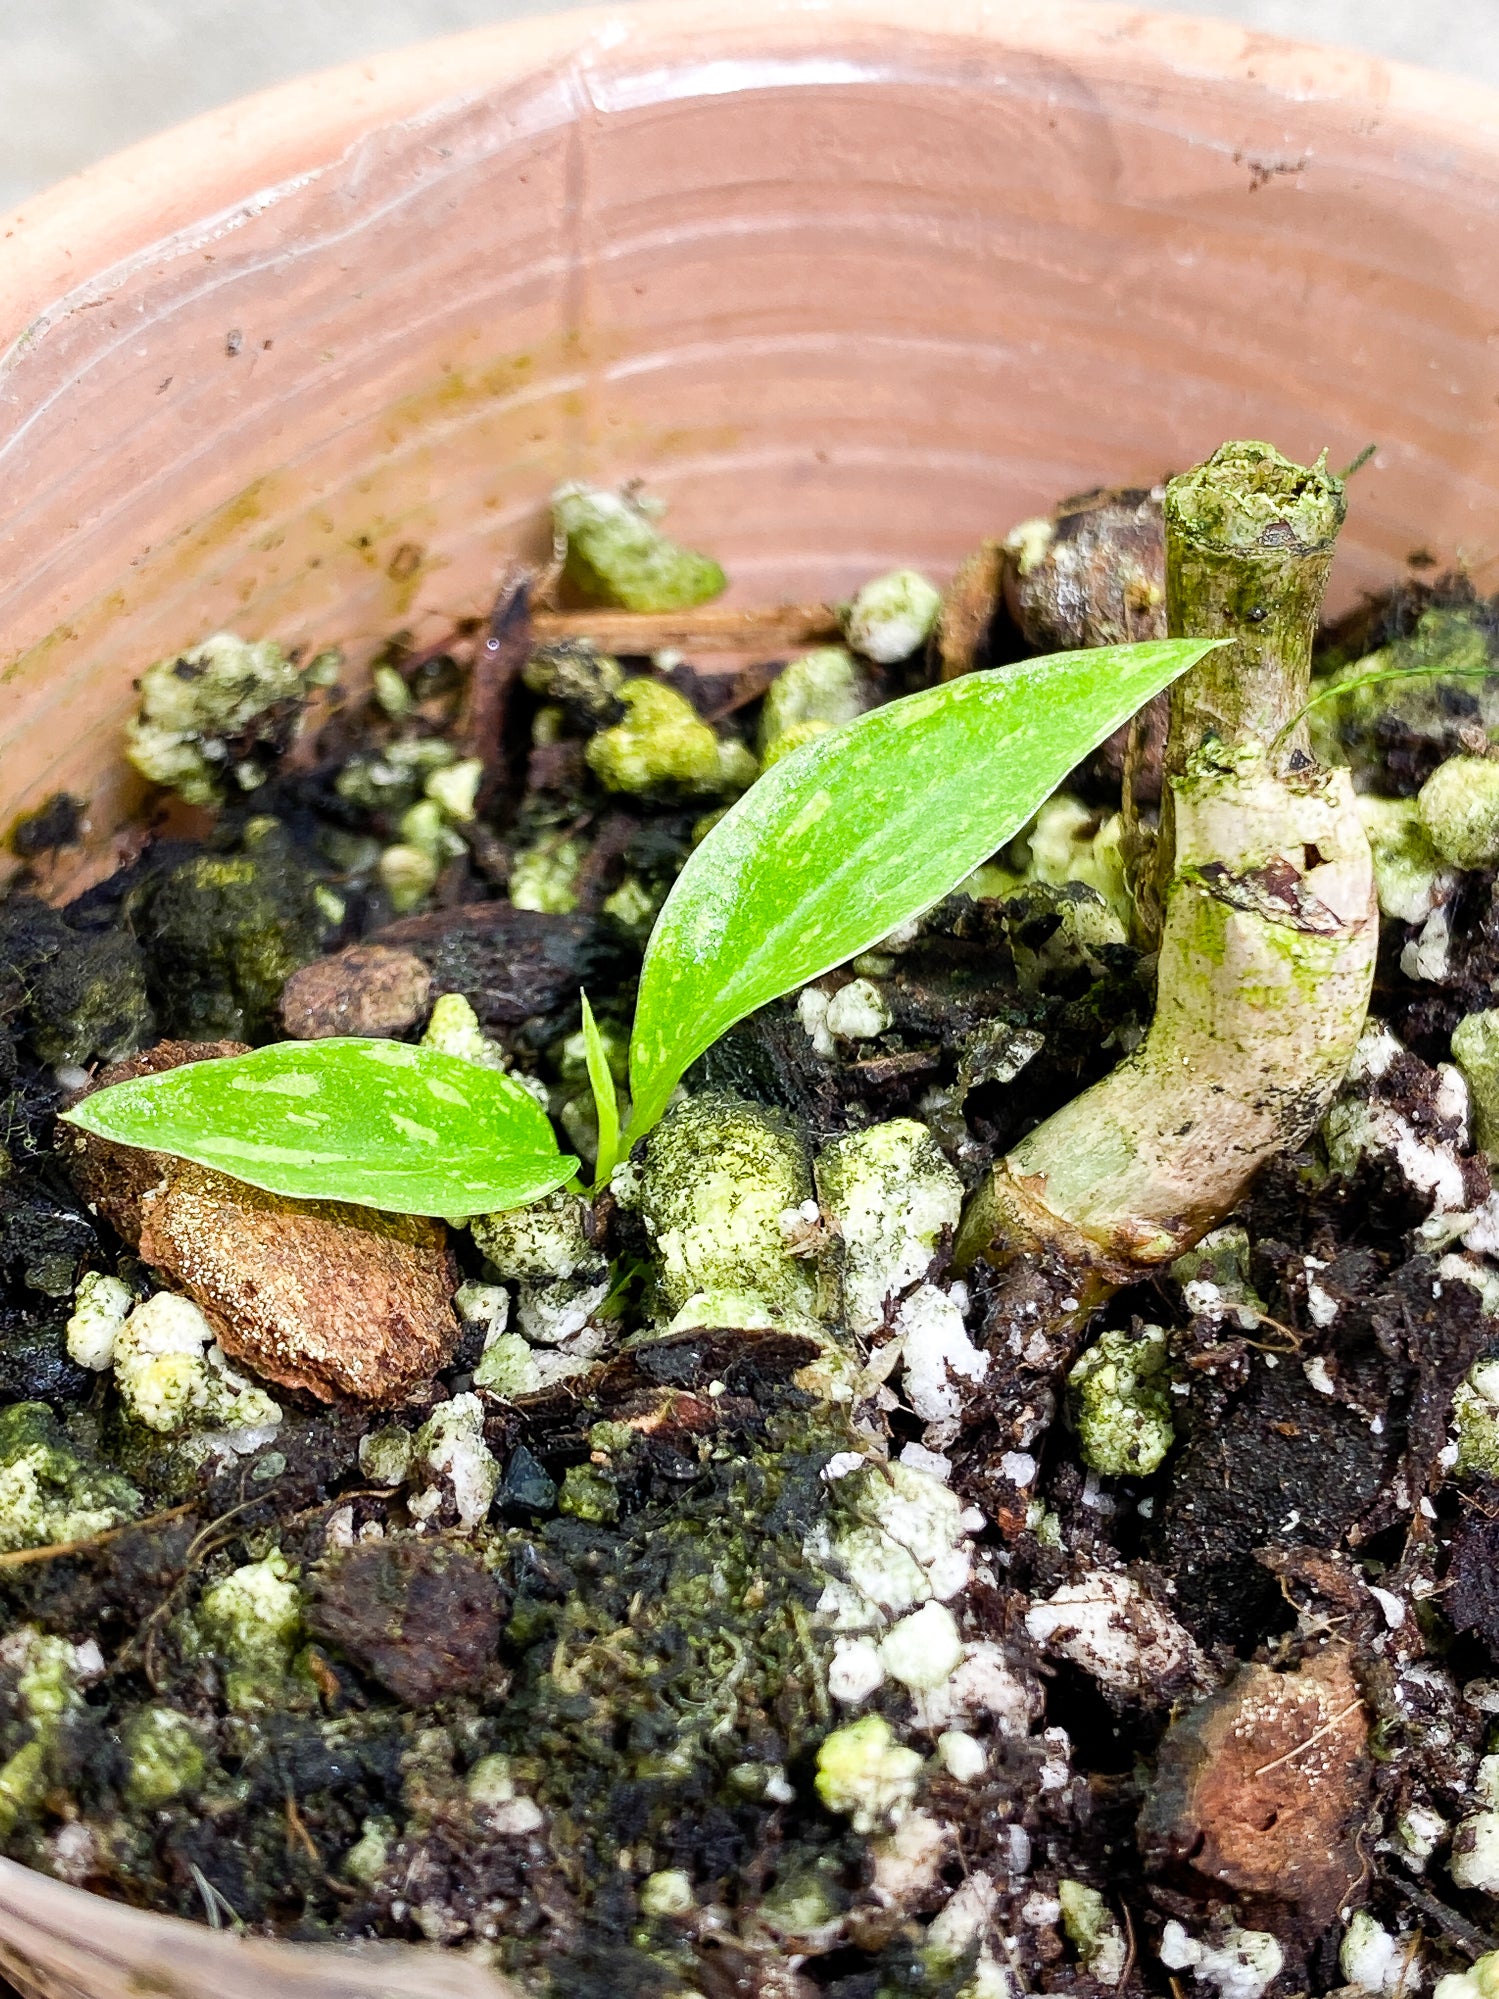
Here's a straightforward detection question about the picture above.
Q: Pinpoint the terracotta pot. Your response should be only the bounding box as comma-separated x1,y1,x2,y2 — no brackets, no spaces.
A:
0,0,1496,1986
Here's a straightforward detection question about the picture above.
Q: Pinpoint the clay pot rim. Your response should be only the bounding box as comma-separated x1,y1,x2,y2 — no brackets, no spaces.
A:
7,0,1499,356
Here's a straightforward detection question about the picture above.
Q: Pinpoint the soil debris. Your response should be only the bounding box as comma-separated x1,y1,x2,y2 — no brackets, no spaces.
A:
137,1162,458,1405
308,1538,506,1704
1141,1642,1370,1936
280,944,433,1040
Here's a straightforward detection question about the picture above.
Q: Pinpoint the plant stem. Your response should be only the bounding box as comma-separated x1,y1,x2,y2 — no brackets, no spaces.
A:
955,441,1377,1459
1147,440,1346,928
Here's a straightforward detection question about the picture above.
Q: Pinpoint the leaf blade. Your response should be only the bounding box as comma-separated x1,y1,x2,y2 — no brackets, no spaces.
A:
628,639,1222,1135
580,991,621,1190
61,1039,578,1217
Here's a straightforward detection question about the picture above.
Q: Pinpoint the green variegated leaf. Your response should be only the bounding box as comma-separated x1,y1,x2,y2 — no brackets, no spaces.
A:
62,1038,577,1217
580,993,621,1190
627,639,1222,1137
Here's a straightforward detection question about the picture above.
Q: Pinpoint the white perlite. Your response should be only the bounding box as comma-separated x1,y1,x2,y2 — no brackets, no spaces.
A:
816,1120,963,1334
1340,1911,1418,1996
1025,1570,1206,1700
825,978,893,1041
828,1637,886,1705
814,1458,975,1633
409,1394,498,1532
879,1601,964,1691
912,1640,1041,1737
936,1730,987,1783
892,1283,990,1443
925,1871,998,1966
1324,1025,1472,1216
1160,1922,1284,1999
65,1271,134,1371
842,568,942,664
111,1291,281,1437
1436,1951,1499,1999
1451,1754,1499,1894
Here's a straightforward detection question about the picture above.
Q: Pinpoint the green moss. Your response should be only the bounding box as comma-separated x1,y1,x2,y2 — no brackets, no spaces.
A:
586,681,756,800
510,834,588,914
1454,1011,1499,1161
124,632,305,804
140,823,329,1039
1068,1325,1175,1477
553,483,726,613
0,1629,87,1835
559,1464,620,1525
196,1551,304,1710
1455,1361,1499,1477
523,641,626,723
27,926,153,1069
640,1094,815,1317
122,1705,205,1807
1419,755,1499,869
1311,607,1496,784
0,1401,140,1553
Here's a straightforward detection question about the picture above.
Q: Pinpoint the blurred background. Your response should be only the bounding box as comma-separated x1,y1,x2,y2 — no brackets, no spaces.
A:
1,0,1497,214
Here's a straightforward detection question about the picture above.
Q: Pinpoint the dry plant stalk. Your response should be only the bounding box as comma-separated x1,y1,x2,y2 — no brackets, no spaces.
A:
956,442,1378,1358
530,603,841,653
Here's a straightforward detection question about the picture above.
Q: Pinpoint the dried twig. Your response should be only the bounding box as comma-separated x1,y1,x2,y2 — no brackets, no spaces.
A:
471,563,534,814
1390,1878,1499,1960
0,1499,197,1570
1251,1697,1364,1777
1119,1899,1138,1989
531,603,840,654
285,1792,321,1866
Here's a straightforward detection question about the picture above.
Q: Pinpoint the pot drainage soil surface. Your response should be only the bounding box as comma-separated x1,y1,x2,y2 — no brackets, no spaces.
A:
0,475,1497,1999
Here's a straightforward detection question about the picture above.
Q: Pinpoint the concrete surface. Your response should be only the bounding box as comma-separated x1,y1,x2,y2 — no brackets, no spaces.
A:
1,0,1497,214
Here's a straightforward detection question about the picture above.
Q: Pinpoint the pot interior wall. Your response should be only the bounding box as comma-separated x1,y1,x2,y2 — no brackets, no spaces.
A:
0,3,1498,1990
3,3,1499,888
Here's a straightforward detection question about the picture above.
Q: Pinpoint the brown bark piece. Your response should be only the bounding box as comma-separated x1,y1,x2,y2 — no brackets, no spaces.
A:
1139,1642,1369,1932
137,1159,457,1405
1003,485,1166,654
59,1039,248,1242
374,901,627,1028
279,944,432,1040
63,1039,458,1405
934,540,1006,681
309,1540,505,1703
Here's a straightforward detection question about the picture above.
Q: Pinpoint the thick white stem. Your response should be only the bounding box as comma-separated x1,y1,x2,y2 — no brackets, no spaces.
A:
955,743,1377,1285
